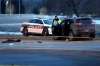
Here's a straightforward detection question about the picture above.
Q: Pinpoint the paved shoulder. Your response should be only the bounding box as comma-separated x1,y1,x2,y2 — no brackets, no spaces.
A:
0,40,100,51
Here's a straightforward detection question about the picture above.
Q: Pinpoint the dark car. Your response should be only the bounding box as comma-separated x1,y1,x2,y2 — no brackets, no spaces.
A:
64,17,95,39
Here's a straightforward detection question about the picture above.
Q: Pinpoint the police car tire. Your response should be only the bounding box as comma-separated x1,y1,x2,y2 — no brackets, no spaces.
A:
23,31,28,36
22,27,28,36
42,28,49,36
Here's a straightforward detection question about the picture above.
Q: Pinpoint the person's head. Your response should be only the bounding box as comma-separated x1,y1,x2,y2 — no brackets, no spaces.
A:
54,16,59,20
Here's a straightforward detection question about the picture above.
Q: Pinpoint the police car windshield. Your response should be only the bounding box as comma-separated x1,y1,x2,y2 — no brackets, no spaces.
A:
43,20,52,25
76,18,92,24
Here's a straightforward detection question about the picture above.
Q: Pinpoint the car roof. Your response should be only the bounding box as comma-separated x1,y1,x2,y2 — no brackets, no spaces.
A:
75,17,92,19
30,18,48,20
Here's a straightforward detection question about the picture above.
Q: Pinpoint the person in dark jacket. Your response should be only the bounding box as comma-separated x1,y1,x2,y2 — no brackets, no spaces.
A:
63,18,73,36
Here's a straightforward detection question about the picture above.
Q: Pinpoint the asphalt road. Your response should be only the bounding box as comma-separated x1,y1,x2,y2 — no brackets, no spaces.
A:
0,49,100,66
0,40,100,65
1,40,100,51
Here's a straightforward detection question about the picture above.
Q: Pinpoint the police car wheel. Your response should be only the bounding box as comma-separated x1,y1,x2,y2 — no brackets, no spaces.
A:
23,31,28,36
42,28,49,36
22,27,28,36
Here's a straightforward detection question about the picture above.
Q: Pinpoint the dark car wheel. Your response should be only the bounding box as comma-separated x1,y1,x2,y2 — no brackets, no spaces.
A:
68,31,74,41
89,33,95,40
42,28,49,36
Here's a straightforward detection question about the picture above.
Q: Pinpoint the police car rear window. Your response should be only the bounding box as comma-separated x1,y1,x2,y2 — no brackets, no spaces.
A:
29,19,43,24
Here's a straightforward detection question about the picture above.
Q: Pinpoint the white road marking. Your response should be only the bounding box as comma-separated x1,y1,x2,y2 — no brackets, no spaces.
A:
9,43,14,46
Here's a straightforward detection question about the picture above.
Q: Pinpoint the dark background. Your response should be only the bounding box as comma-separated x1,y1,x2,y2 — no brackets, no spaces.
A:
0,0,100,16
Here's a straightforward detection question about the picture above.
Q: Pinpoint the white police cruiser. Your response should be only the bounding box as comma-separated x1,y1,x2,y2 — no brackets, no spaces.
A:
20,18,52,36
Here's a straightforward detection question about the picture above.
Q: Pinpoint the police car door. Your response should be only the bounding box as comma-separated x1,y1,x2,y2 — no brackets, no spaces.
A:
29,19,43,34
35,19,44,33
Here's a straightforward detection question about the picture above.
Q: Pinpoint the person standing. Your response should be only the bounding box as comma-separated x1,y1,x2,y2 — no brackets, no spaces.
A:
63,18,73,36
52,16,62,36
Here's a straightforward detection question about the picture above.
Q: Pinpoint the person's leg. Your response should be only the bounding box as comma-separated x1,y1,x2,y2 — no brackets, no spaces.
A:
54,26,58,36
54,26,56,36
61,25,64,36
58,25,61,36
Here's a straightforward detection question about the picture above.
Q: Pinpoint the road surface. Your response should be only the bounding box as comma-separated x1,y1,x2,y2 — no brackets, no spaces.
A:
0,40,100,65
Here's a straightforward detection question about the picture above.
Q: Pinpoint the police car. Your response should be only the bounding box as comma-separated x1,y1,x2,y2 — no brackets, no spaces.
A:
20,18,52,36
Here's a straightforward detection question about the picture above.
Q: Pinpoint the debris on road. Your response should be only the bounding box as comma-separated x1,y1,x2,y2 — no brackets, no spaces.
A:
1,39,21,43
